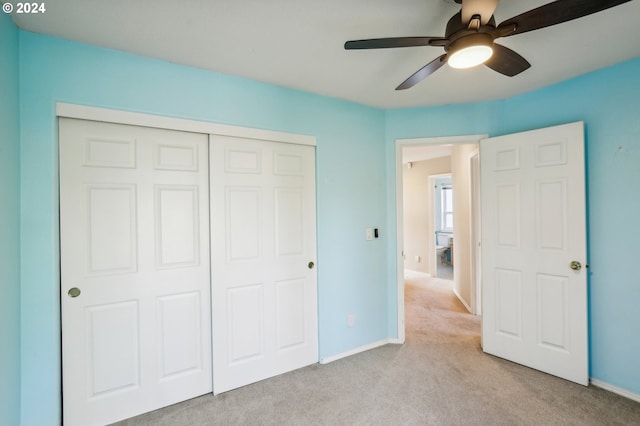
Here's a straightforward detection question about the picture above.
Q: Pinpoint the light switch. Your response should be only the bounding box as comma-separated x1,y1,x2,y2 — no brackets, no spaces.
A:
365,228,373,240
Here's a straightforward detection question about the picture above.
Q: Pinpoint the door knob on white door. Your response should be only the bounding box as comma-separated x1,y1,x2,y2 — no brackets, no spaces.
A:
68,287,81,298
569,261,582,271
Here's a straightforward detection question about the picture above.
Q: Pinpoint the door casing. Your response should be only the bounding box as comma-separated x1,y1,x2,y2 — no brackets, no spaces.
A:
395,134,487,342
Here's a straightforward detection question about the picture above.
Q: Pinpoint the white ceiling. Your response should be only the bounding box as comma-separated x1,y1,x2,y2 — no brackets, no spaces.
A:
11,0,640,109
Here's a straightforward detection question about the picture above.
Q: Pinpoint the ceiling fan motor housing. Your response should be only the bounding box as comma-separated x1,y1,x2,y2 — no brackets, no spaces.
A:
444,12,497,52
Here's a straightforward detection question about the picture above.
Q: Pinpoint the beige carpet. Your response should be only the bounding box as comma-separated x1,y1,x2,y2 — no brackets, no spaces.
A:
115,272,640,425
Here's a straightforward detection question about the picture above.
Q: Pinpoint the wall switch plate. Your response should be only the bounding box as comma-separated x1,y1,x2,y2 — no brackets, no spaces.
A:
365,228,373,241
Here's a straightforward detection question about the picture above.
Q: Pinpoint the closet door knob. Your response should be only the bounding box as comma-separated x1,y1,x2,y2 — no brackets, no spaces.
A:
68,287,81,298
569,261,582,271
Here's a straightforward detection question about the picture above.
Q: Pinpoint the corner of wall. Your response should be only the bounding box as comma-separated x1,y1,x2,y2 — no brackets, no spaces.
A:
0,12,22,426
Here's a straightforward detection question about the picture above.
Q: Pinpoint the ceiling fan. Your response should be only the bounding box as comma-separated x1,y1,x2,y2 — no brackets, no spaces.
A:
344,0,633,90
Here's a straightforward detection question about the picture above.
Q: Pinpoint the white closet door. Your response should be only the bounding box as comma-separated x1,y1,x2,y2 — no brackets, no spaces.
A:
60,118,212,425
210,135,318,394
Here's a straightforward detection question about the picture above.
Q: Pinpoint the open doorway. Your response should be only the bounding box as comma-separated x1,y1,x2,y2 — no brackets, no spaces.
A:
395,135,486,342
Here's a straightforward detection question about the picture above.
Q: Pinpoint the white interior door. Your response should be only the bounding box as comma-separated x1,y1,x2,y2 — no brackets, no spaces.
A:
60,118,212,425
210,135,318,394
480,121,588,385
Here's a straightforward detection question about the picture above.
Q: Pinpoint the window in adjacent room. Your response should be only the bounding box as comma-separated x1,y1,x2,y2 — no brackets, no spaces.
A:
441,184,453,231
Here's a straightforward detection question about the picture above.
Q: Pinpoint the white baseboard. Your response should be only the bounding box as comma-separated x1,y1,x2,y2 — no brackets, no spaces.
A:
590,379,640,403
319,339,399,364
452,288,472,313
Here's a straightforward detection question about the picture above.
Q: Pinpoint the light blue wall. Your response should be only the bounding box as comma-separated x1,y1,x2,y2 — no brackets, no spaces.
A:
19,31,386,425
385,58,640,395
0,12,22,426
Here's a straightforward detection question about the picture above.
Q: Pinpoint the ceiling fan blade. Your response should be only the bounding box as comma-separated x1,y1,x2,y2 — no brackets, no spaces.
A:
344,37,447,50
496,0,633,37
396,55,447,90
484,44,531,77
461,0,499,25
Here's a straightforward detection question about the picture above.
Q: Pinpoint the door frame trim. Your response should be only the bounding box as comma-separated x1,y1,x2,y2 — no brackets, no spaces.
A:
395,134,487,342
468,148,481,316
56,103,316,147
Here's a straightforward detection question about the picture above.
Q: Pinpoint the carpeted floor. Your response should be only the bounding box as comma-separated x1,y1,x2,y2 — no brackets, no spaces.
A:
115,272,640,425
436,261,453,280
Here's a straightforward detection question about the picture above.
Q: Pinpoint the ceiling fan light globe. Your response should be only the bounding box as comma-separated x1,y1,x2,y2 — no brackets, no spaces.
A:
449,45,493,69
